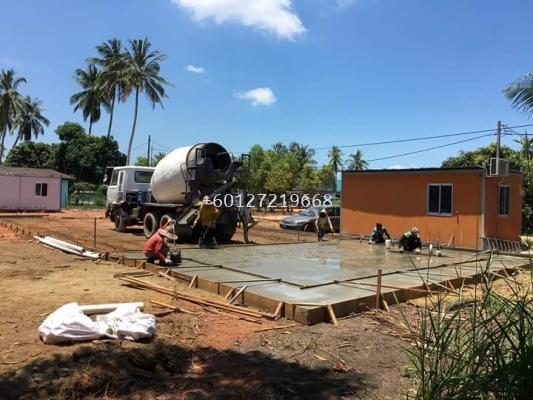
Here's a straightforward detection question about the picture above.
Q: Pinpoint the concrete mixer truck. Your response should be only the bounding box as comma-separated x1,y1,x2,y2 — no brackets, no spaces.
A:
103,142,246,243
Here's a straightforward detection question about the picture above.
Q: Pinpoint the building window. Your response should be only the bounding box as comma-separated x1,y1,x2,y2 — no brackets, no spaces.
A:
427,184,453,216
498,185,511,217
35,183,48,197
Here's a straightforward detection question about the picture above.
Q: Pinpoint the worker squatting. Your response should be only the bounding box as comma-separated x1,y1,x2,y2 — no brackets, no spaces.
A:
142,194,259,264
368,222,439,255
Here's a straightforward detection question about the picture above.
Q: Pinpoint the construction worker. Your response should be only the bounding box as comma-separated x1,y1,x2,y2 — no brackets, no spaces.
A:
369,222,391,244
315,208,333,241
398,227,422,254
143,220,177,264
240,190,258,244
193,195,220,249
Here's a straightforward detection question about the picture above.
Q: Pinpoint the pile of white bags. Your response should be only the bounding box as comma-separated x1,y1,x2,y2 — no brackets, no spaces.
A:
38,302,156,345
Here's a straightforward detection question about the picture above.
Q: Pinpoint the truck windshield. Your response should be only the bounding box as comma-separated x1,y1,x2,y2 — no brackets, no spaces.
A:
134,171,153,183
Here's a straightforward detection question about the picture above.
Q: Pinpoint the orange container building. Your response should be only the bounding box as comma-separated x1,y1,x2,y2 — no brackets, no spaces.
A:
340,167,523,249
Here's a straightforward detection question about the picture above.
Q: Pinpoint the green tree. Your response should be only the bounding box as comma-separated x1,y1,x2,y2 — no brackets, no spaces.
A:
88,38,127,138
297,164,320,195
317,164,336,192
264,150,298,196
236,144,268,194
346,150,369,170
4,141,56,169
121,38,173,165
12,95,50,148
70,63,108,135
134,151,166,166
503,72,533,118
0,68,26,163
53,121,126,184
327,145,344,192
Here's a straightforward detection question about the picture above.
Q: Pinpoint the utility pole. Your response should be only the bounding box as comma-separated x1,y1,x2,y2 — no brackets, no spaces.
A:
147,135,151,166
496,120,501,160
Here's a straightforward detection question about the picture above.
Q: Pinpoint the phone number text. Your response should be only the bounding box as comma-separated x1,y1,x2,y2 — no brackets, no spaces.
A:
212,194,334,208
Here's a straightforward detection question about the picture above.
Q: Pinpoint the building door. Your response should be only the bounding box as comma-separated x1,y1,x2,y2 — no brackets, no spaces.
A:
106,170,124,205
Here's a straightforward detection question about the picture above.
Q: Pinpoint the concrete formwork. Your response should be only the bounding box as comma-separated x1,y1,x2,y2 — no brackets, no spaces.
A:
113,240,528,325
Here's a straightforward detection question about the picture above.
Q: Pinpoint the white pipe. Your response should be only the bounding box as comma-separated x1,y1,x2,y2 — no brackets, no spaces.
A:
44,236,86,253
79,302,145,315
34,236,99,259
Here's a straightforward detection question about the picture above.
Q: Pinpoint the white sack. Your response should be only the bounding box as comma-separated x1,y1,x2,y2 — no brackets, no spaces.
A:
38,302,156,345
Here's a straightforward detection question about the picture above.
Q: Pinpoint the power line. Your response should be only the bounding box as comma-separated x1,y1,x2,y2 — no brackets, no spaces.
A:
365,133,496,163
150,139,174,151
231,123,533,154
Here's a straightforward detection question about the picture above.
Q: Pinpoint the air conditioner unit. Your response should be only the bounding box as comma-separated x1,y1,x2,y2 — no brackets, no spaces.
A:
489,158,510,177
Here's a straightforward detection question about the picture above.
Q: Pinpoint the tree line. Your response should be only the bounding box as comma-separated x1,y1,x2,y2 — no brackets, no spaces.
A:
3,40,533,216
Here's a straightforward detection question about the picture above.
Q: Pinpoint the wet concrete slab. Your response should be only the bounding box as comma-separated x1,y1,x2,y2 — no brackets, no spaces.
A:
117,240,527,324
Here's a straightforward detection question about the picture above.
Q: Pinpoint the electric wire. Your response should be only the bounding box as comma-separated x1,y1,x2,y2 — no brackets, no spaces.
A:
365,133,496,162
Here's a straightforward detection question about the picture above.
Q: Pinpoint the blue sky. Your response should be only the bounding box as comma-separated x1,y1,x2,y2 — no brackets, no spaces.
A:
2,0,533,169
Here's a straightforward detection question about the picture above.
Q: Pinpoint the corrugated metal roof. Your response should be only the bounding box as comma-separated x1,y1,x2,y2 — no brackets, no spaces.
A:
0,167,76,180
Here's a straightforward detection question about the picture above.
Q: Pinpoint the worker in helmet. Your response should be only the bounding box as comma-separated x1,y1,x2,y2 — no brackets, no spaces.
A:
193,195,220,249
240,190,258,244
398,227,422,254
315,208,333,241
143,219,177,264
369,222,391,244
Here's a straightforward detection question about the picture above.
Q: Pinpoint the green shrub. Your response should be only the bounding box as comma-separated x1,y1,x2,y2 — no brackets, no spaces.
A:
398,253,533,400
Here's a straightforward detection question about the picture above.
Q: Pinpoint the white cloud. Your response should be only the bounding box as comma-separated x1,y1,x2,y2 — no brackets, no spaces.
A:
171,0,306,41
390,164,418,169
184,65,205,74
235,87,277,106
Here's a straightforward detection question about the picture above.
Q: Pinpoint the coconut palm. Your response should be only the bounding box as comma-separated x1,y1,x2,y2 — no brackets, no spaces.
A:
88,38,127,138
0,69,26,163
346,150,369,170
11,96,50,148
503,72,533,118
70,63,108,135
121,38,173,165
327,146,344,193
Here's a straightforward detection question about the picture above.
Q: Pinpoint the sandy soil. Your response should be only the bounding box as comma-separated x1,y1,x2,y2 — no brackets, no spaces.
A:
0,209,332,253
0,218,413,400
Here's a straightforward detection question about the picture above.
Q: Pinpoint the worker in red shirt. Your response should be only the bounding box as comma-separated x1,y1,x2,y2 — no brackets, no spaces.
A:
143,220,177,264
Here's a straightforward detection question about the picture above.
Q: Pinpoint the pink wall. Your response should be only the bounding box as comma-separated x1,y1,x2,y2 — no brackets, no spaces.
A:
0,176,60,211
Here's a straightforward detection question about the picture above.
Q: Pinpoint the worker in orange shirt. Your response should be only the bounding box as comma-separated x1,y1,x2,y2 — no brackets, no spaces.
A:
143,220,177,264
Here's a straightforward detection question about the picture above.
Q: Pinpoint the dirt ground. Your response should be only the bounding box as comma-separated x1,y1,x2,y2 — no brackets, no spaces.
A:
0,215,414,400
0,209,334,253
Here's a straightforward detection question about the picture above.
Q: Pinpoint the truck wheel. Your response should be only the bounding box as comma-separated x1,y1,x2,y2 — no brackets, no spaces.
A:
144,212,159,238
114,213,127,232
160,213,174,228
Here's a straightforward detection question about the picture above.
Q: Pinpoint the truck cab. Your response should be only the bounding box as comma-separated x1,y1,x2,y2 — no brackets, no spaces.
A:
104,166,155,231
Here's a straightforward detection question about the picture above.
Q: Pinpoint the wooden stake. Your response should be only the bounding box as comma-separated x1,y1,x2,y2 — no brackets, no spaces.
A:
375,269,383,310
117,276,272,319
228,285,248,305
224,288,235,299
189,275,198,288
149,300,196,315
254,323,299,332
274,301,284,318
326,304,338,326
158,271,178,282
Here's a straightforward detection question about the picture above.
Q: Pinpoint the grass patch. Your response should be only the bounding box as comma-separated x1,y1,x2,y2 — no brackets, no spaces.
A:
397,252,533,399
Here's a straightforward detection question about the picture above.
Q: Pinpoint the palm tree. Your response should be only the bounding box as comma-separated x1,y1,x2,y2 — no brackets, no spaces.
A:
503,72,533,118
70,63,108,135
346,150,369,170
11,96,50,148
0,69,26,163
327,146,344,193
121,38,173,165
88,38,127,138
